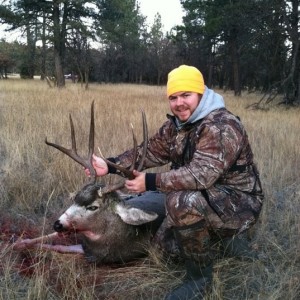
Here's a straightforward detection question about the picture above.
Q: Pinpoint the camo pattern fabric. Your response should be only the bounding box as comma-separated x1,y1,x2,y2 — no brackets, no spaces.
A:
153,189,259,263
115,108,264,260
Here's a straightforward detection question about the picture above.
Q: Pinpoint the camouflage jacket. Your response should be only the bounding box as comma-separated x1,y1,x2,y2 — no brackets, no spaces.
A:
112,108,263,201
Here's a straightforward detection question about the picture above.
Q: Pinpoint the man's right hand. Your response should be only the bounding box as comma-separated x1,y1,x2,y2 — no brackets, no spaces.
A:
85,154,109,177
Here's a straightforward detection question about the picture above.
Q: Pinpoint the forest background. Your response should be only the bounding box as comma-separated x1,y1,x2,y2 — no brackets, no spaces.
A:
0,0,299,105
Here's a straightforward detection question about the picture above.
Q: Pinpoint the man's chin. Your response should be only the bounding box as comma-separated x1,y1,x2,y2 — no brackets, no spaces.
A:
173,111,190,122
176,115,189,122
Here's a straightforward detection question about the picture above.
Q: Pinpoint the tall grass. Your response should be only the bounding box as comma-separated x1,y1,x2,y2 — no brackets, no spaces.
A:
0,79,299,299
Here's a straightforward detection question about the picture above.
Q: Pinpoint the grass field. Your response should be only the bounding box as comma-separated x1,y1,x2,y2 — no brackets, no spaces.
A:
0,79,299,299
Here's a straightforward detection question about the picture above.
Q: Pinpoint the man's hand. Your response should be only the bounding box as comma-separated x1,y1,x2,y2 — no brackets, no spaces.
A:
125,170,146,194
85,154,109,177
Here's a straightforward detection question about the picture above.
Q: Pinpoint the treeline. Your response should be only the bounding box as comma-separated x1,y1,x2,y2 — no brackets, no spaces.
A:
0,0,299,104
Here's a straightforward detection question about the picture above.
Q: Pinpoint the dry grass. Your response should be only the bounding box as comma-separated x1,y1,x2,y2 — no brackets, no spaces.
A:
0,79,299,299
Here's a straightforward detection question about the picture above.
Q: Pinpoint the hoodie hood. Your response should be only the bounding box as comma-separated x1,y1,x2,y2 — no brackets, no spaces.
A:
175,86,225,129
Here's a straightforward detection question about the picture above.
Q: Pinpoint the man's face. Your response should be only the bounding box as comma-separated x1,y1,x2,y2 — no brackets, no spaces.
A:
168,92,202,122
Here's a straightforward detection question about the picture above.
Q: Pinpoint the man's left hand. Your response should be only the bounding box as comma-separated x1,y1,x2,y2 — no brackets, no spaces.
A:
125,170,146,194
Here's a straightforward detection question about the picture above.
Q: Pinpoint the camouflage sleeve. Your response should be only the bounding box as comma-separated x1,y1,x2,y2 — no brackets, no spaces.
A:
156,118,246,192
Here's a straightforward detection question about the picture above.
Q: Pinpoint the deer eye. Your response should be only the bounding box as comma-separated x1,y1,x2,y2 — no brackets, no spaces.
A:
86,206,98,211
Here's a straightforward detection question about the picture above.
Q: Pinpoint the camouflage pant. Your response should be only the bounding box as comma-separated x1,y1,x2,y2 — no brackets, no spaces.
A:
154,187,262,264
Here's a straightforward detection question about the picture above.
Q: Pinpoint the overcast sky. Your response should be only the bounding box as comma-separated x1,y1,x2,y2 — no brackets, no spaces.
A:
138,0,184,32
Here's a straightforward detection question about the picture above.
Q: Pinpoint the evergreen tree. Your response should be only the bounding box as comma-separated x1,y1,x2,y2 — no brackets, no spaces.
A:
94,0,146,82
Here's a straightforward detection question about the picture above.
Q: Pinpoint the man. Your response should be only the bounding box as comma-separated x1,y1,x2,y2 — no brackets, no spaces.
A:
88,65,264,299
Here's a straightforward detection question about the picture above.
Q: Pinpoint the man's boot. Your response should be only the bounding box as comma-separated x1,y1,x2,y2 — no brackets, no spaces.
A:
164,224,214,300
165,259,213,300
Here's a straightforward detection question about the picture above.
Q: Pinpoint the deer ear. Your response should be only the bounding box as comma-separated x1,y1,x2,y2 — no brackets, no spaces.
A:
115,203,158,225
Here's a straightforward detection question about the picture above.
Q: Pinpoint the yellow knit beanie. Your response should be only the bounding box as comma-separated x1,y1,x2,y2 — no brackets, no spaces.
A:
167,65,205,97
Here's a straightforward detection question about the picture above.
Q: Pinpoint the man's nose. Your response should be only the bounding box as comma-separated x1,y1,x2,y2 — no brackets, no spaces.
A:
175,96,184,105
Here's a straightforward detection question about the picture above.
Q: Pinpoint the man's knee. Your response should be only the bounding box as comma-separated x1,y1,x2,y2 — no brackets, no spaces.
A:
166,190,207,227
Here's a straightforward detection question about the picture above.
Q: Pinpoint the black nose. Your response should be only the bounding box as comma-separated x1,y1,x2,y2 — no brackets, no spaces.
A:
53,220,64,232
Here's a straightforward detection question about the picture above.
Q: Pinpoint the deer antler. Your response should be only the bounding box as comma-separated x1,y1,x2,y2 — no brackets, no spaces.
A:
100,110,149,194
45,101,96,182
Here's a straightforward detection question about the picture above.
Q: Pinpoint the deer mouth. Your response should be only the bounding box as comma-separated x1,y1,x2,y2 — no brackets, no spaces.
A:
53,220,101,241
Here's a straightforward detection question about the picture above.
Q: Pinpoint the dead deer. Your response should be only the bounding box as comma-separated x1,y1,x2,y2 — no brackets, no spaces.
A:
13,102,165,264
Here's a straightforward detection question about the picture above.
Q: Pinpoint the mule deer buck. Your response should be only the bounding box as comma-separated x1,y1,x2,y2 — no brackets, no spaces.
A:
13,102,165,264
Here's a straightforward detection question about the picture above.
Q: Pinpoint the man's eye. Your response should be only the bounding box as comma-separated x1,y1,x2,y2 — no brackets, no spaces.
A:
86,206,98,211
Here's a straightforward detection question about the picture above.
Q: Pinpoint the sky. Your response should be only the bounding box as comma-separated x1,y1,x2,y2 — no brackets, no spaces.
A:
138,0,184,32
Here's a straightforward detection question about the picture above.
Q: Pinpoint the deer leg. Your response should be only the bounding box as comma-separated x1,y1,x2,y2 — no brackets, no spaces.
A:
12,232,59,249
37,243,84,254
13,233,84,255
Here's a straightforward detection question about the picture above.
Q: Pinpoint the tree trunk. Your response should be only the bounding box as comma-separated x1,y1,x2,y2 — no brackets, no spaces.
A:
54,49,65,87
40,10,47,80
26,24,36,79
291,0,300,104
84,69,89,90
229,34,241,96
207,46,214,88
53,0,65,88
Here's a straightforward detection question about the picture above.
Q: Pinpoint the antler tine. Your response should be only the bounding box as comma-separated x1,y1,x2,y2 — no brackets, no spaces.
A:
45,102,96,182
88,101,95,160
87,101,96,179
69,114,77,150
137,110,148,172
129,123,138,172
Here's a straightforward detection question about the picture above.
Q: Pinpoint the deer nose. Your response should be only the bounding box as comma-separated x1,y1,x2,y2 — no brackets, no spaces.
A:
53,220,64,232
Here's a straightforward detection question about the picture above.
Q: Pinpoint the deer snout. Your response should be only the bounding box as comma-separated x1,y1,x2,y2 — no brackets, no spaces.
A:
53,220,64,232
